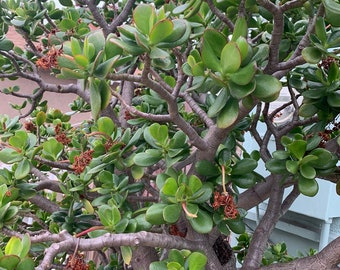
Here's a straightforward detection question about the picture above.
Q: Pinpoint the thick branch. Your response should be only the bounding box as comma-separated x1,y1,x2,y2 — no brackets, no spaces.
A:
260,236,340,269
242,175,285,269
29,194,60,213
37,231,207,270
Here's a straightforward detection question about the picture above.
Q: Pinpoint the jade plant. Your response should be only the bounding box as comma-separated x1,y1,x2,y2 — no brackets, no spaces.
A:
0,0,339,270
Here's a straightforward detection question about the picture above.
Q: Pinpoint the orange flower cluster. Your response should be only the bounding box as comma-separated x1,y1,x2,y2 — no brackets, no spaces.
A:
318,56,339,71
123,110,135,121
36,46,62,69
72,150,94,174
104,139,114,152
212,191,239,219
24,120,37,133
169,224,187,238
64,253,89,270
55,123,71,145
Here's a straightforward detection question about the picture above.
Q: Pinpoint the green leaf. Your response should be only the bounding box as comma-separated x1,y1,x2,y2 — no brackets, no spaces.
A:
315,17,327,44
98,205,121,228
229,62,256,86
168,249,185,265
145,203,167,225
133,149,163,166
71,37,82,55
252,74,282,102
83,38,96,60
5,237,22,256
149,19,173,45
87,31,106,55
149,47,170,59
265,158,288,174
201,29,227,72
98,80,112,110
19,234,30,259
300,164,316,179
36,111,46,126
231,16,248,42
231,158,257,175
323,0,340,27
272,150,290,160
74,55,89,68
216,98,239,129
188,209,213,233
59,18,77,31
9,130,28,149
93,57,118,79
220,42,242,75
0,39,14,51
14,158,30,180
286,160,299,174
184,202,199,217
328,92,340,107
57,68,86,79
309,148,335,169
300,154,318,165
226,219,246,234
149,123,169,146
188,175,202,193
0,255,20,270
0,203,11,221
301,47,323,64
133,4,155,35
59,0,73,6
169,131,187,148
287,140,306,160
16,258,35,270
89,78,102,120
186,252,207,270
298,177,319,196
162,178,178,196
150,261,167,270
231,173,257,188
42,138,63,161
97,116,115,136
163,203,181,223
57,55,79,69
121,246,132,265
134,214,152,231
195,160,219,177
3,205,19,223
207,88,228,118
143,127,159,148
191,184,213,204
109,37,145,56
299,103,318,117
0,148,22,164
131,165,144,180
168,261,183,269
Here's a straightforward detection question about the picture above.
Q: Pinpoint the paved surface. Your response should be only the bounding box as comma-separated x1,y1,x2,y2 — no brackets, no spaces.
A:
1,27,90,123
0,74,90,124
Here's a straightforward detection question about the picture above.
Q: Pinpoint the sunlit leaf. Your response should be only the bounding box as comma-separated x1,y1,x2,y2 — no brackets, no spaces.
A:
298,177,318,196
220,42,242,75
216,98,239,129
301,47,323,64
149,19,173,45
133,4,155,35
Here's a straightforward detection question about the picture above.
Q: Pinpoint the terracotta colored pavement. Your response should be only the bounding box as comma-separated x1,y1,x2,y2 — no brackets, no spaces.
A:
0,28,90,124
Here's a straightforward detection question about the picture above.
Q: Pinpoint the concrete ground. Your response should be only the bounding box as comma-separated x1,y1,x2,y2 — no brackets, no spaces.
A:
0,73,90,124
1,27,90,123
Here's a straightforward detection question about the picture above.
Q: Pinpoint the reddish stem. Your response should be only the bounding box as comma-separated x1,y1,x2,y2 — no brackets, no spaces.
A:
75,226,105,238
